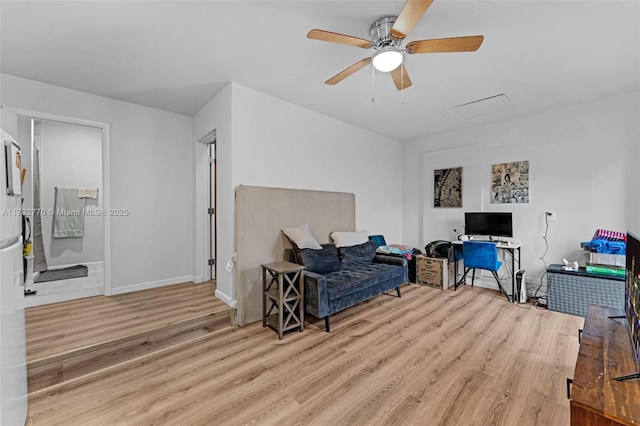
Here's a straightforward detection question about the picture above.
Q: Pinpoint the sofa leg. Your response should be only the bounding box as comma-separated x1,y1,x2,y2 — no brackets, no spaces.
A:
396,286,402,298
324,316,330,332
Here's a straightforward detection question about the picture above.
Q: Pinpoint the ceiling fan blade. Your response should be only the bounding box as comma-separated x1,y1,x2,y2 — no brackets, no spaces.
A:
406,35,484,54
325,58,371,85
390,64,413,90
307,29,372,49
390,0,434,40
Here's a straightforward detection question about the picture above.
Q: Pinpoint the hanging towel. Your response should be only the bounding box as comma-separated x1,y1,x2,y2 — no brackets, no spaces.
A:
53,187,85,238
78,188,99,199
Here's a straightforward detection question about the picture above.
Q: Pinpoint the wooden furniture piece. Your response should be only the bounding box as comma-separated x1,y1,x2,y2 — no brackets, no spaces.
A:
570,305,640,426
548,264,625,317
261,261,305,339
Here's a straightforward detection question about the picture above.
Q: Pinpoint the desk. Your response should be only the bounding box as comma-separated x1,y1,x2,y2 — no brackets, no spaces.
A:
450,241,522,303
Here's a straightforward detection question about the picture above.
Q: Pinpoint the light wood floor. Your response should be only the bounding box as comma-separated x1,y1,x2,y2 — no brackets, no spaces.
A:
27,283,583,426
25,281,226,362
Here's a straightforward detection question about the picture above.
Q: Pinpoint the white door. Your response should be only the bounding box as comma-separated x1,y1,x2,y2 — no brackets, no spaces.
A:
0,239,28,426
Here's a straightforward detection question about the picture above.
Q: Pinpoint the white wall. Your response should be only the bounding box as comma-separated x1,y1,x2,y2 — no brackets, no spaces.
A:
232,84,403,240
403,90,640,291
194,83,404,306
1,73,194,292
193,83,233,304
38,120,103,267
626,93,640,235
0,107,18,139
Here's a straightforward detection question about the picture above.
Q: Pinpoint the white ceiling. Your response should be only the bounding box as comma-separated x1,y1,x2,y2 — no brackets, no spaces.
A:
1,1,639,141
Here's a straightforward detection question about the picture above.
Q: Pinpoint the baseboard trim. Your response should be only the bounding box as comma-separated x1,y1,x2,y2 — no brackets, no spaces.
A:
22,286,103,308
214,289,237,308
470,280,500,292
459,276,520,296
110,276,194,295
191,275,215,284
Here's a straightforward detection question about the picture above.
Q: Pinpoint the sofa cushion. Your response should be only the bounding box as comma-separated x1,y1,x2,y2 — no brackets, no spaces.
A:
282,224,322,250
297,243,341,274
325,263,404,299
330,231,368,248
339,240,377,269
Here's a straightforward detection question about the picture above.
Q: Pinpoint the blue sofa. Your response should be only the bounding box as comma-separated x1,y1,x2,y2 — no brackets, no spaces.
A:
294,241,408,332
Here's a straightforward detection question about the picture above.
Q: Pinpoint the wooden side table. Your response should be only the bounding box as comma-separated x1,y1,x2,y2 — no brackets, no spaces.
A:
261,261,305,339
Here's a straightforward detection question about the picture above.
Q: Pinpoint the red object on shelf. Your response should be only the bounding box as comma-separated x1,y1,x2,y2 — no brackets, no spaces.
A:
591,229,626,243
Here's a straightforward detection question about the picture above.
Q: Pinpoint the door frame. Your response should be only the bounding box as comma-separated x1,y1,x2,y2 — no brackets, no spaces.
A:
7,107,112,295
194,129,216,283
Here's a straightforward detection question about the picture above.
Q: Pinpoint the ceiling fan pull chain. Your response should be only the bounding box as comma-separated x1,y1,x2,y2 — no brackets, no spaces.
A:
371,63,375,103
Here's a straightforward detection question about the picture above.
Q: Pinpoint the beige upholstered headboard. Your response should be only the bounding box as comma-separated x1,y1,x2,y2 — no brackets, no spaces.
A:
235,185,355,326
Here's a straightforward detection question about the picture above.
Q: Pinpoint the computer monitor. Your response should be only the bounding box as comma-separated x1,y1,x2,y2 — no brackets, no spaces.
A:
464,212,513,238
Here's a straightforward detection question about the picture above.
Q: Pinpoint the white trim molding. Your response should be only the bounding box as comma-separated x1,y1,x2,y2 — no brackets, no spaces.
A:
214,288,237,308
109,276,194,295
22,285,103,308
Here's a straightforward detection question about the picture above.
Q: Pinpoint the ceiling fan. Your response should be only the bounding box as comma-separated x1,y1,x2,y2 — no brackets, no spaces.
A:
307,0,484,90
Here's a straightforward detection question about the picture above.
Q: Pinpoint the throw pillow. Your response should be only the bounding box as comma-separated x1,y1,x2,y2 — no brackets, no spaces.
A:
298,243,341,274
282,224,322,250
339,240,377,269
330,231,368,248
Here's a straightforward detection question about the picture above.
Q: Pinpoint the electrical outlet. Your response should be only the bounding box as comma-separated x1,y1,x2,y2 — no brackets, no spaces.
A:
546,210,556,221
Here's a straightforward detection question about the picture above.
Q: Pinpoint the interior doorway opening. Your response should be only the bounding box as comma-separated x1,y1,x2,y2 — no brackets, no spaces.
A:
197,129,216,281
14,110,111,307
208,141,216,280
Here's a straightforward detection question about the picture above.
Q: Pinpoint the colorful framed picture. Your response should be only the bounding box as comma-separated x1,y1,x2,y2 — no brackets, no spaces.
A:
491,160,529,203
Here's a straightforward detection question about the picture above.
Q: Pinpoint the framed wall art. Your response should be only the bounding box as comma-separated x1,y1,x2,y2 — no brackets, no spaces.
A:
434,167,462,208
491,161,529,203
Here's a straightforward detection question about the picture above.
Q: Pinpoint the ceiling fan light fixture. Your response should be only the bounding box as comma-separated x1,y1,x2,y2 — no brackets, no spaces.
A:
372,48,403,72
